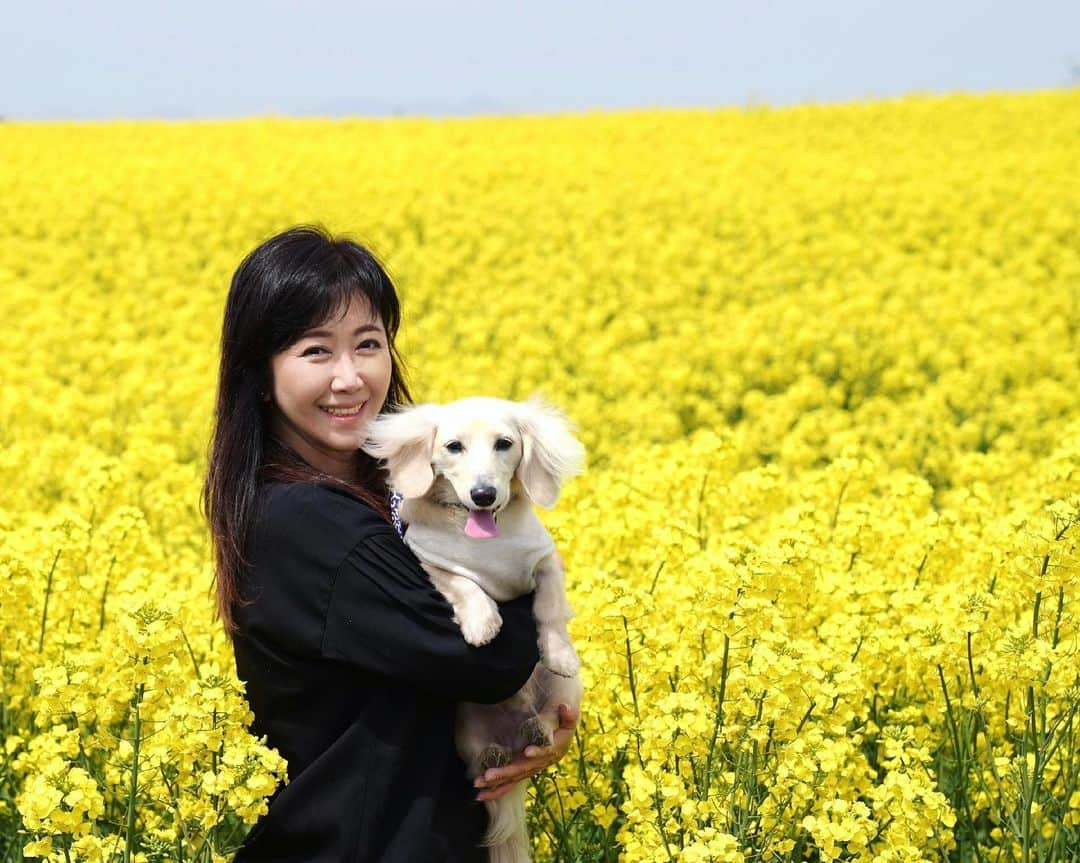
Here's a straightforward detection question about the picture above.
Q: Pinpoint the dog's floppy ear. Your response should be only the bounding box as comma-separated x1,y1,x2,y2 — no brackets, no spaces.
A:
361,404,439,499
513,396,585,508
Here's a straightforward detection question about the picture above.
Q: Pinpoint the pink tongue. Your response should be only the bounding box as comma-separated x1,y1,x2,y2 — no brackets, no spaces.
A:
465,510,499,539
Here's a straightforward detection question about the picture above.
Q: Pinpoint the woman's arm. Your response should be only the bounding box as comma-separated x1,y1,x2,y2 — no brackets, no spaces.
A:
321,527,541,704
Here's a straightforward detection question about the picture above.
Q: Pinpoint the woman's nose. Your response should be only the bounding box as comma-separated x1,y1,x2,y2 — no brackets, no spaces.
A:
330,354,362,390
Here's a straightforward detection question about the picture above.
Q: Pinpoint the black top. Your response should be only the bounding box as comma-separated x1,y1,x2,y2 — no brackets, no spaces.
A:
230,480,541,862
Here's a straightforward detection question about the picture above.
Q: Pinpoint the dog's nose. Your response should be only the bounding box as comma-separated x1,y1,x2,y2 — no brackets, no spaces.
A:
470,485,497,507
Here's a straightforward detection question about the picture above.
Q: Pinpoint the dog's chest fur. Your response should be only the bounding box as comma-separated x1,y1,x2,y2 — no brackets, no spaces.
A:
401,499,555,602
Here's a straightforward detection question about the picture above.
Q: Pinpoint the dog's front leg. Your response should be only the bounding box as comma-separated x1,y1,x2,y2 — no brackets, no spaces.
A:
424,565,504,646
532,550,580,678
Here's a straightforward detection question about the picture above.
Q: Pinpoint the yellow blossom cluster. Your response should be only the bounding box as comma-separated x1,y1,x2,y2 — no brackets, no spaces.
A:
1,89,1079,861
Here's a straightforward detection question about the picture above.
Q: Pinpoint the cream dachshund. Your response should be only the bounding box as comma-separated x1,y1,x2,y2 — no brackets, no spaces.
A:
362,395,585,863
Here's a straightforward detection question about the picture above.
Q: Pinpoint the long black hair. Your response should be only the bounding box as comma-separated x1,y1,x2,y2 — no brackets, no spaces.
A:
202,224,412,638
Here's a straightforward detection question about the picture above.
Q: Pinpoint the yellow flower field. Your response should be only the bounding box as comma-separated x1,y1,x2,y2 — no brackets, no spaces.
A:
1,89,1079,862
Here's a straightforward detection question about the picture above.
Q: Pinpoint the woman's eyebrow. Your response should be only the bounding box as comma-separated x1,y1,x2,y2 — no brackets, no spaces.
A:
303,324,383,338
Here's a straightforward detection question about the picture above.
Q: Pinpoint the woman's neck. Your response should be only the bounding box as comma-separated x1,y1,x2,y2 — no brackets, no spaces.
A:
267,416,358,482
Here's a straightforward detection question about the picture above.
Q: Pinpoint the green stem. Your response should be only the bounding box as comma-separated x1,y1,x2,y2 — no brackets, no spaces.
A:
38,550,62,653
966,632,980,697
98,554,116,634
622,616,639,722
1021,685,1037,863
937,665,987,863
830,476,850,532
648,561,665,595
540,773,573,859
1051,586,1064,650
651,778,676,863
124,682,144,863
622,616,645,772
179,624,202,681
160,762,189,862
696,469,710,550
701,634,729,801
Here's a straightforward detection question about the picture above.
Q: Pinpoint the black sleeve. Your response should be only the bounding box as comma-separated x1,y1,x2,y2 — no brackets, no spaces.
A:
320,525,541,704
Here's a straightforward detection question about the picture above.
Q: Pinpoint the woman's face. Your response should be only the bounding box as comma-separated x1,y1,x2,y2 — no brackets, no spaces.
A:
268,295,393,481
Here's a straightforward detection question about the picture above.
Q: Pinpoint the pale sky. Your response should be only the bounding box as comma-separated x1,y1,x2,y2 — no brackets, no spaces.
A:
1,0,1077,119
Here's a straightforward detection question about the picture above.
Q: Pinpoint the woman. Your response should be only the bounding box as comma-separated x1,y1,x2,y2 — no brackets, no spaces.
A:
202,225,579,862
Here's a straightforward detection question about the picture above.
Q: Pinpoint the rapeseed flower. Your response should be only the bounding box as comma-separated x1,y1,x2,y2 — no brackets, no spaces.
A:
2,89,1079,860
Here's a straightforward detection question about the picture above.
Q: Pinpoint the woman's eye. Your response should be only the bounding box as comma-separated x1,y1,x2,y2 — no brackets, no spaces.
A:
301,346,327,356
358,339,382,350
445,441,464,454
494,438,514,451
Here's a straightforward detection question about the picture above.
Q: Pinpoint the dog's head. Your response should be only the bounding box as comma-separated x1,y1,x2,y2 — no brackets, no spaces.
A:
361,396,585,536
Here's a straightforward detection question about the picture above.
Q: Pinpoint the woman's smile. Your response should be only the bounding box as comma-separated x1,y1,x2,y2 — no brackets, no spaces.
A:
268,295,393,480
321,401,367,420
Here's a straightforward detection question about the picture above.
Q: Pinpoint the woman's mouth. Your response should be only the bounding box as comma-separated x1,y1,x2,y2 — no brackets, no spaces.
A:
321,402,366,422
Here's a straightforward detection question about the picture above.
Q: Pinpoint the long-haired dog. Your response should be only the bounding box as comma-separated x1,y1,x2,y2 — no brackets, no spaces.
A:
362,396,585,863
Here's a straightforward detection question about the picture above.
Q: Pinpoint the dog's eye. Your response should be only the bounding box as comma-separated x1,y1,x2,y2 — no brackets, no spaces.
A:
445,440,464,454
494,438,514,451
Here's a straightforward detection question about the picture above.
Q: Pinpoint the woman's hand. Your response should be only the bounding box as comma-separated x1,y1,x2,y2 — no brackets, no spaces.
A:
474,703,580,801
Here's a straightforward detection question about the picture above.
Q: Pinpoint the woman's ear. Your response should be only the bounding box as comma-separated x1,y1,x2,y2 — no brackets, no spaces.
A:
361,404,439,499
513,396,586,508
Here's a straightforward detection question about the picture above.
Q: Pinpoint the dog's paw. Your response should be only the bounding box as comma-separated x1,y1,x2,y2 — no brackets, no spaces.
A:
478,743,513,771
517,716,554,751
460,607,504,646
541,639,580,678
